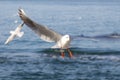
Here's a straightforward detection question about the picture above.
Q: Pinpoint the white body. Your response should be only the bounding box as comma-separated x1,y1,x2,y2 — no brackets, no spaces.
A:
5,23,24,44
52,35,71,49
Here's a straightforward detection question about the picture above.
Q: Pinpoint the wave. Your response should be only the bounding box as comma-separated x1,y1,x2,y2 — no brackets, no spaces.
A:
75,33,120,39
0,47,120,65
42,48,120,55
1,47,120,55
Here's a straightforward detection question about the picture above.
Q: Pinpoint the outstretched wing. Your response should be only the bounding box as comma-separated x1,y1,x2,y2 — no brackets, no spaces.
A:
18,9,62,42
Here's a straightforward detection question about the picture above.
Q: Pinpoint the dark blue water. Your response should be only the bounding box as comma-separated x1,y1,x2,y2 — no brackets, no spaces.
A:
0,0,120,80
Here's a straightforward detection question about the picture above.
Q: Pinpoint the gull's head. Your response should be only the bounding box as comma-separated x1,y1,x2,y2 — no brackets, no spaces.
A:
54,35,71,49
62,35,70,42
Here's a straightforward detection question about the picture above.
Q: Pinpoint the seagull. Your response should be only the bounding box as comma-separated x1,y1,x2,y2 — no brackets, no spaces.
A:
5,23,24,44
18,9,73,58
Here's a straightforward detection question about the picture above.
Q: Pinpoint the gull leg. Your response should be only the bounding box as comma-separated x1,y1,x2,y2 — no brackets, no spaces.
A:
67,48,73,58
61,52,65,58
60,49,65,58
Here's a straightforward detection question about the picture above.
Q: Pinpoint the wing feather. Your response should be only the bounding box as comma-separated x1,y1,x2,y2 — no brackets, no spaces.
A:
18,9,62,42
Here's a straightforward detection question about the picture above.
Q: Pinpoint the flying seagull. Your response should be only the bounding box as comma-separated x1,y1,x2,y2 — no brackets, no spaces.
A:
18,9,73,58
5,23,24,44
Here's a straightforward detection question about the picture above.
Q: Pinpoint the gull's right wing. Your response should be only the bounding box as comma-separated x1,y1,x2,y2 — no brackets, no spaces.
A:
18,9,62,42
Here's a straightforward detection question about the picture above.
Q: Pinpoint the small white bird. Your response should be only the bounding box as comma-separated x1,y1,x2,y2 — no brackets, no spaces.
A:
5,23,24,44
18,9,73,58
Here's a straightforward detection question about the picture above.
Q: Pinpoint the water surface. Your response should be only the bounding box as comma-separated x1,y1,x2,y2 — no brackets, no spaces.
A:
0,0,120,80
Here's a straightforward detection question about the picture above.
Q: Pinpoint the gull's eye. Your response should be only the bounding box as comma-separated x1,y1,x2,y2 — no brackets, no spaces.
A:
65,36,70,40
65,36,68,38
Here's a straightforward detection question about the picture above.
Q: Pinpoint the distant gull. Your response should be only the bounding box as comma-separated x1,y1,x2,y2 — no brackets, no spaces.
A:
18,9,73,58
5,23,24,44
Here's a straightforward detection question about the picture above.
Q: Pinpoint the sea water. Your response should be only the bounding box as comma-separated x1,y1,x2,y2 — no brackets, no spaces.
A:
0,0,120,80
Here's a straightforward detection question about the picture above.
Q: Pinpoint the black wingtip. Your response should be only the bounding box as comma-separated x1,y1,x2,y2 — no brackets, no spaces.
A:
18,8,26,15
18,7,22,13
